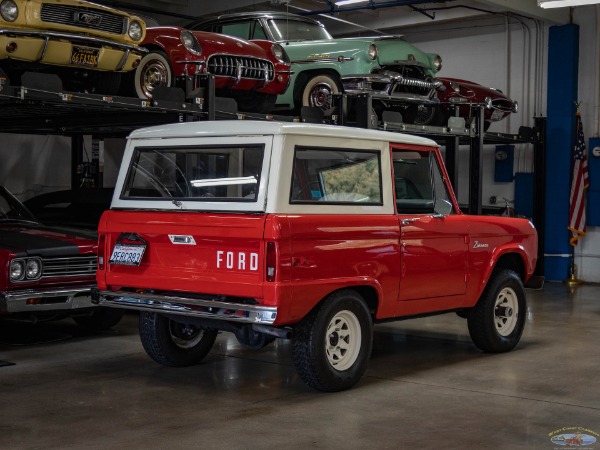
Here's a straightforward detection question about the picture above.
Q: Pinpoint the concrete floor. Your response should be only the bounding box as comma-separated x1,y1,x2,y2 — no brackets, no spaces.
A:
1,282,599,450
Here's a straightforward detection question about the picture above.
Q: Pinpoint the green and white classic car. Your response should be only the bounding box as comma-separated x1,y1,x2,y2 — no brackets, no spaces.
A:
189,11,442,119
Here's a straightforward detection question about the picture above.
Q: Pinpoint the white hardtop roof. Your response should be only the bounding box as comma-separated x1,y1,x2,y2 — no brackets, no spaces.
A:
127,120,438,148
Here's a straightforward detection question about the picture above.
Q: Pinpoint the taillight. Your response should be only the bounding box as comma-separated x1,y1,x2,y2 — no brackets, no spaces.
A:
266,241,276,282
98,233,106,270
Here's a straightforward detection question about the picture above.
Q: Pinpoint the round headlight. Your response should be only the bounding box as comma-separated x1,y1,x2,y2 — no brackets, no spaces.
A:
128,20,143,41
1,0,18,22
10,260,24,281
272,43,289,64
26,259,41,279
433,54,442,72
180,30,201,55
368,44,378,61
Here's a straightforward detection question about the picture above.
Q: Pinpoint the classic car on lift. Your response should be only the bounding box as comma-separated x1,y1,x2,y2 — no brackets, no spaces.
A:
410,77,518,130
190,11,442,116
0,0,147,94
125,25,292,113
0,186,123,330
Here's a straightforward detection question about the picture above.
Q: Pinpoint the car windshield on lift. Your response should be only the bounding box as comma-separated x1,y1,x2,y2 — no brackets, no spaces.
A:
268,19,333,42
0,187,38,223
121,145,265,202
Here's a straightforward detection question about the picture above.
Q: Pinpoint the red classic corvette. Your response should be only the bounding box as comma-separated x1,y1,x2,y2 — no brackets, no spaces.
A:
128,26,292,113
408,77,518,130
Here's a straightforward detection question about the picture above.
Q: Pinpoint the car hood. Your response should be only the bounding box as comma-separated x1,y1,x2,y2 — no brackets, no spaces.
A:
192,30,271,58
282,36,436,72
0,222,96,257
439,78,512,101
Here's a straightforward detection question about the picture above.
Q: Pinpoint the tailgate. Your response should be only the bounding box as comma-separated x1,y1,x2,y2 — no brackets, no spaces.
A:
99,210,267,298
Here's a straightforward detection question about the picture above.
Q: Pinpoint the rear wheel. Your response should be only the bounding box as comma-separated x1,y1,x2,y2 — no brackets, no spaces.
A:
467,269,526,352
404,103,446,126
139,312,217,367
292,289,373,392
134,51,173,99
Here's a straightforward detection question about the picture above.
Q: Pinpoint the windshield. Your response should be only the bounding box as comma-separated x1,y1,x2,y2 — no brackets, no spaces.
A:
0,187,38,222
268,19,332,42
121,145,265,202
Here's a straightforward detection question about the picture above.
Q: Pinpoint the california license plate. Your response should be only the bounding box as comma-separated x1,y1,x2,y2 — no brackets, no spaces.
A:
109,244,146,266
70,46,100,68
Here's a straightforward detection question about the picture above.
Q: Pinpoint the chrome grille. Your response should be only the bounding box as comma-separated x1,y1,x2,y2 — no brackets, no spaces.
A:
207,55,274,81
41,4,126,35
42,256,97,278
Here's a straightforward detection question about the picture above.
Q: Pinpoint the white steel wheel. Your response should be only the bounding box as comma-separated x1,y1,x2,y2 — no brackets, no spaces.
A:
292,289,373,392
494,287,519,337
134,51,173,99
325,310,362,371
169,321,208,349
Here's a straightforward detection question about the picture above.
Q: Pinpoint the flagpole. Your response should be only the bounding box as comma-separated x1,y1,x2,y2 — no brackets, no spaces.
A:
564,102,586,288
564,246,582,287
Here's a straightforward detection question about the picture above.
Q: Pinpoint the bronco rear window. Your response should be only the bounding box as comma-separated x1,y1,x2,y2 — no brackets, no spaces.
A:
121,145,264,201
290,146,382,205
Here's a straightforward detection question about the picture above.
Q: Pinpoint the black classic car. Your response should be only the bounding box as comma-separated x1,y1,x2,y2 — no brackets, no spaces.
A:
0,186,122,330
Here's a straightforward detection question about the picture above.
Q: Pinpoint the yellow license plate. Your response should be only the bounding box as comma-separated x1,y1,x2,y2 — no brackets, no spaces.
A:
70,46,99,68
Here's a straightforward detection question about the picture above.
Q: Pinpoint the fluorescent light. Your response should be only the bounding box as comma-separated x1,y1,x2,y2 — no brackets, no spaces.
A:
539,0,600,8
336,0,369,6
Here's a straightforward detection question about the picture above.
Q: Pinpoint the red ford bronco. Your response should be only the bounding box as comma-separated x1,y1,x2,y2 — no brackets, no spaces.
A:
93,121,538,391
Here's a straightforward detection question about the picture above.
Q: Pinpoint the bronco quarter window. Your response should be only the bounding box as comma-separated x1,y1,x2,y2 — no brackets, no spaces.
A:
290,147,382,205
122,145,264,201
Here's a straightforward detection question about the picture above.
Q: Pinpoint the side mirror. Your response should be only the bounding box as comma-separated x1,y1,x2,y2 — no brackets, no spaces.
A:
434,199,453,216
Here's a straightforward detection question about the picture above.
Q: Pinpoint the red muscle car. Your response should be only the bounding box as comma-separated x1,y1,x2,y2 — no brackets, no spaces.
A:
127,26,292,113
407,77,518,130
0,186,122,330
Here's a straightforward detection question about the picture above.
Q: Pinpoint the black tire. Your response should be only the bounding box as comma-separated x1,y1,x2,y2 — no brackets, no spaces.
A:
134,50,173,99
235,92,276,114
300,73,342,112
467,269,526,353
73,307,125,331
139,312,217,367
404,103,446,126
291,289,373,392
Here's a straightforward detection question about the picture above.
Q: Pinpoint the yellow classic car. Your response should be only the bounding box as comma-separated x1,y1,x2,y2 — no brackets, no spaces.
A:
0,0,146,93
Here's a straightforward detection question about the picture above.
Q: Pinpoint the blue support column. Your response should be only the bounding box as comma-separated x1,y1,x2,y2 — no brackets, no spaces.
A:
544,24,579,281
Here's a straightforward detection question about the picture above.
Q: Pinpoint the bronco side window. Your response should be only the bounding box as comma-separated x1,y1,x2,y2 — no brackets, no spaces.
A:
290,146,382,205
393,149,453,215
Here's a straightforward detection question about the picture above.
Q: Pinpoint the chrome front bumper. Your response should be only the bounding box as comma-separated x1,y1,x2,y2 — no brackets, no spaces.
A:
342,73,439,104
0,284,96,313
93,289,278,325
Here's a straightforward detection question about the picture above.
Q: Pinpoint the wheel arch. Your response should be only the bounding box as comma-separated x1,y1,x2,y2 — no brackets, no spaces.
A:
301,284,380,321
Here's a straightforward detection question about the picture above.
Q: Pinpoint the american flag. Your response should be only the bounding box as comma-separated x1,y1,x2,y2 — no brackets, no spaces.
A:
568,112,589,246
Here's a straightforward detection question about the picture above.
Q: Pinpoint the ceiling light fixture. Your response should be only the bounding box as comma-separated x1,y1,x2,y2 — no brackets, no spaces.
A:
335,0,370,6
538,0,600,8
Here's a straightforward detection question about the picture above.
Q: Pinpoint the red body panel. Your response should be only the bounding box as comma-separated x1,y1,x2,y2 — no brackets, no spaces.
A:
437,77,516,123
141,27,290,94
97,210,267,299
98,209,537,326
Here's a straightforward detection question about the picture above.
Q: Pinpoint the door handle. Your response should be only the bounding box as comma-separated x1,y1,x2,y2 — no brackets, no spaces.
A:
401,218,418,226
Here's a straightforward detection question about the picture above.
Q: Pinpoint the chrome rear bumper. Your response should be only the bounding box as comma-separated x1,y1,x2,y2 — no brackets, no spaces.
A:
92,289,278,325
